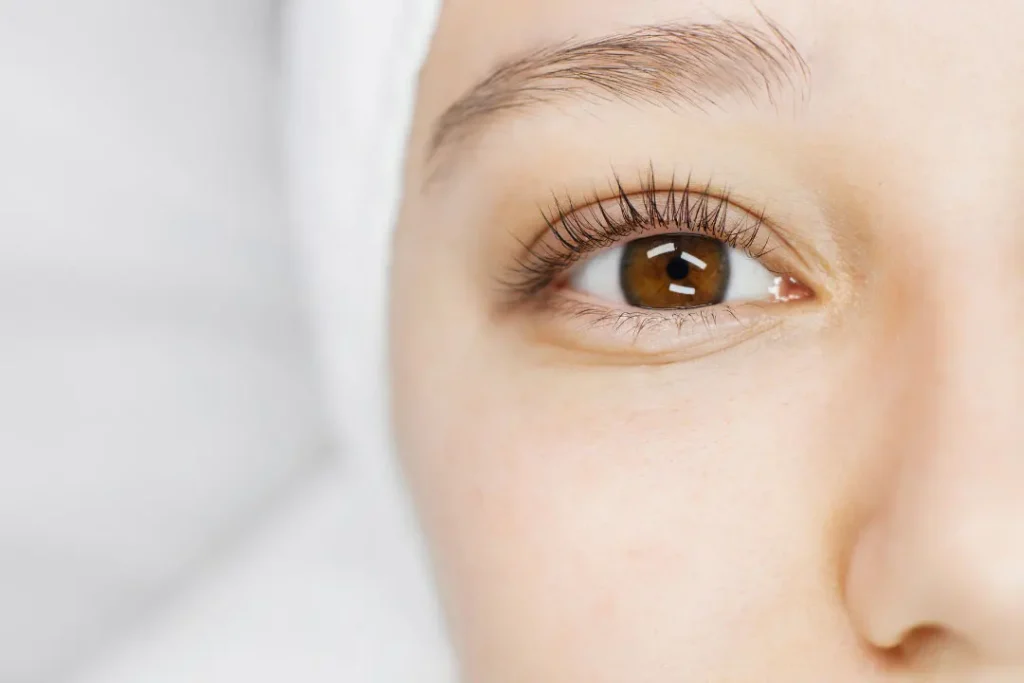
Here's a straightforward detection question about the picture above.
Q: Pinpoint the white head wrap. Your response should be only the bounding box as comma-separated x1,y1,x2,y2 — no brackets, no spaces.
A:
1,1,451,681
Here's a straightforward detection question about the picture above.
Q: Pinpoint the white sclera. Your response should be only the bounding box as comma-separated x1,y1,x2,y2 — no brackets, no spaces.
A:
724,248,777,301
570,245,628,303
571,241,778,305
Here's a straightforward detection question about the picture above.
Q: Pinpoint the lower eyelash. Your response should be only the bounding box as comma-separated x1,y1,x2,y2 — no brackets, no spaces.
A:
547,296,743,341
503,167,772,299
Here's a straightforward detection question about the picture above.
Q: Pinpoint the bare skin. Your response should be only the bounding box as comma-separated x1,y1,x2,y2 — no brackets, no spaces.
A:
391,1,1024,681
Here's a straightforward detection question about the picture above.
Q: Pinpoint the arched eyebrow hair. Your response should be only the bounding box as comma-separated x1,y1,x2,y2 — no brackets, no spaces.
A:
426,17,810,174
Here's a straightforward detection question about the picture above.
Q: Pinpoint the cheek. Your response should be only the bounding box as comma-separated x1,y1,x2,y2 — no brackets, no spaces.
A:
397,334,849,679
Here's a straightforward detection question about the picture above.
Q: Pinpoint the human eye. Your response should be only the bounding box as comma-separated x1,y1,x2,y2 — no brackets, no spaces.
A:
501,169,820,358
571,233,807,309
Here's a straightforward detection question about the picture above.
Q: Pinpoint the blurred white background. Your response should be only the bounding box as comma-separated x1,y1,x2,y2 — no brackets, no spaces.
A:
0,1,451,681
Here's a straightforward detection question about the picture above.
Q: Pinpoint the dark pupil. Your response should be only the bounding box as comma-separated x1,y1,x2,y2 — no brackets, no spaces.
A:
665,257,690,281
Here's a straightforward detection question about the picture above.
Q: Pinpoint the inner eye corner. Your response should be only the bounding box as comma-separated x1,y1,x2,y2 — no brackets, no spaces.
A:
773,273,818,304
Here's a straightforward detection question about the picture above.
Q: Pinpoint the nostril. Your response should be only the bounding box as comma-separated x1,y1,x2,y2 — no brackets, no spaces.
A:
874,624,959,672
893,624,946,659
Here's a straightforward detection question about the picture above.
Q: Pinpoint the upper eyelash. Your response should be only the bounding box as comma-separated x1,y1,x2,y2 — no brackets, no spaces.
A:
503,166,773,298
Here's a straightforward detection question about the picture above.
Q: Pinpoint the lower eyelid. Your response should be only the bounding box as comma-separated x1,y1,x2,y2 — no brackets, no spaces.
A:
522,296,787,361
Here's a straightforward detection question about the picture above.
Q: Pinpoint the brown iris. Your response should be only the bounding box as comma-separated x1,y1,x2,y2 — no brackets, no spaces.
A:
620,234,730,309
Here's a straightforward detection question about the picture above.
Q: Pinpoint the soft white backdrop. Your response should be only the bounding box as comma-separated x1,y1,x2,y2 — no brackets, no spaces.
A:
0,1,451,681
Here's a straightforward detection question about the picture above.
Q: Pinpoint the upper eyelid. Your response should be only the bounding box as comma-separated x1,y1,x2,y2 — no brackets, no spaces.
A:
504,180,785,299
542,179,818,274
537,182,769,254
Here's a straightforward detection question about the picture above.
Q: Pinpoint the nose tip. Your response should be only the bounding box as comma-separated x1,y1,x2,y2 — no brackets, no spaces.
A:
939,533,1024,662
846,497,1024,666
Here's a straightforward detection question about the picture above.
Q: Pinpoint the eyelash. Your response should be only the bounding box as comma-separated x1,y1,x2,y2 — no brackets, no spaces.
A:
504,167,775,301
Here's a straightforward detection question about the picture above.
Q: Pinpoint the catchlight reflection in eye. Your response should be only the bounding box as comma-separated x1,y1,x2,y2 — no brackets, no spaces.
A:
570,233,806,309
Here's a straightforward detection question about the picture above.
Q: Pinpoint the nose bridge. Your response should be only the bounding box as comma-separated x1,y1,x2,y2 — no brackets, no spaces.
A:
929,278,1023,465
919,131,1024,461
836,115,1024,663
891,84,1024,444
914,230,1024,658
847,157,1024,663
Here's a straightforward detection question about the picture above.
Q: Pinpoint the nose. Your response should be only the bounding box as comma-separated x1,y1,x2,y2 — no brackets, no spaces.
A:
847,461,1024,664
843,253,1024,668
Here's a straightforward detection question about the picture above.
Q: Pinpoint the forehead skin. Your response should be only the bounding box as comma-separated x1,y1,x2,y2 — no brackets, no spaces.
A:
393,1,1024,682
409,0,1024,167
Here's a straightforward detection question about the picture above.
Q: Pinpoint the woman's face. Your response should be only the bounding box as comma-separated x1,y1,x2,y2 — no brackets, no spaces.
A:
391,0,1024,680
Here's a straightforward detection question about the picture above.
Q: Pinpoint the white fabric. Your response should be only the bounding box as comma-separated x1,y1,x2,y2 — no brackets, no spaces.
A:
0,2,331,680
0,0,451,681
71,461,453,683
286,0,442,471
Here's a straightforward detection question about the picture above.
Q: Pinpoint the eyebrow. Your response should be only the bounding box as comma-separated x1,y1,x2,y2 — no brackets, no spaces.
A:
427,17,810,173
